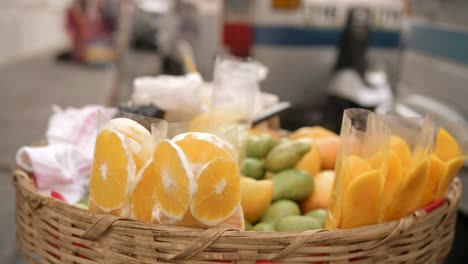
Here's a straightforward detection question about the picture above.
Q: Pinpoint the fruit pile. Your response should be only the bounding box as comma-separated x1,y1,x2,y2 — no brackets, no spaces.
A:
240,126,339,231
89,118,244,229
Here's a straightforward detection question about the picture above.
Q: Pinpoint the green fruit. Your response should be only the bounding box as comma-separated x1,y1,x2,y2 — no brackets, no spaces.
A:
271,169,314,201
246,133,278,158
265,140,311,172
251,222,275,232
304,209,327,227
244,220,253,231
241,158,266,179
260,199,300,225
274,216,322,232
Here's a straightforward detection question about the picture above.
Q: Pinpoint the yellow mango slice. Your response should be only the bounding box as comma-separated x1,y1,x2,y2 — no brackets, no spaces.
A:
370,151,386,170
435,156,466,199
434,128,462,162
341,169,383,228
420,155,446,207
390,136,412,168
326,156,372,228
380,151,403,222
387,159,430,221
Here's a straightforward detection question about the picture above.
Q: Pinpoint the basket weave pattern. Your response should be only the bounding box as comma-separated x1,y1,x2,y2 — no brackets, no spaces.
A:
14,168,461,264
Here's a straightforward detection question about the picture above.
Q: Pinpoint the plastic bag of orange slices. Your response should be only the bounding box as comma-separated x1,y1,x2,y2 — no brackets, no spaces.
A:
89,112,245,230
326,109,391,229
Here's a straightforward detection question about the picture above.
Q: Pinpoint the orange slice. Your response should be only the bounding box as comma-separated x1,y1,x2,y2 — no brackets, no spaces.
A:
434,128,462,162
130,161,155,222
90,129,136,213
172,132,236,176
190,157,241,226
103,118,152,169
150,140,194,223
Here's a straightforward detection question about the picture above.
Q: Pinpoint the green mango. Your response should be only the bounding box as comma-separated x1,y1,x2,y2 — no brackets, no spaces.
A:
246,133,278,158
265,140,311,172
244,220,253,231
275,216,322,232
260,199,300,225
304,209,327,227
241,158,266,179
271,169,314,201
251,222,275,232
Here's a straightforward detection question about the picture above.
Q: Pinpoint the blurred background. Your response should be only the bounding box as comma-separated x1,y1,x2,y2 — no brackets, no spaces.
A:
1,0,467,263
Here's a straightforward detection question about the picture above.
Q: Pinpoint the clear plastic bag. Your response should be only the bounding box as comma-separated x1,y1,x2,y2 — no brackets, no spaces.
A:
326,109,391,229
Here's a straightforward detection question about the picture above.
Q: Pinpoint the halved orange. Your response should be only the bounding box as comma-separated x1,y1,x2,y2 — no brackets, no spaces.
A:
190,157,241,226
90,129,136,213
172,132,237,176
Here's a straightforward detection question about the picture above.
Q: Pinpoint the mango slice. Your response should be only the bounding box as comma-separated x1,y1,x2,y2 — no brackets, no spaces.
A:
434,128,462,162
390,136,412,168
420,155,446,207
435,156,466,199
341,169,383,228
327,156,372,228
380,151,403,222
387,159,430,221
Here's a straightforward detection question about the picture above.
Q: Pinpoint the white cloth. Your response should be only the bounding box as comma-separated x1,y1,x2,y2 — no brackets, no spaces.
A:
16,105,116,203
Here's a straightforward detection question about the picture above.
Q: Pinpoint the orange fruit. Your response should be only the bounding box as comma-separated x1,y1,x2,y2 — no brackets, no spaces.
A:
289,126,337,141
89,129,136,214
434,128,462,162
173,132,237,176
296,143,321,176
316,137,340,170
190,157,241,226
240,177,274,223
389,136,412,168
301,170,335,213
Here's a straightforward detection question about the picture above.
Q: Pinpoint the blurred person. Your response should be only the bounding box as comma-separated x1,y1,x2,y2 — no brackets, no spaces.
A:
66,0,116,63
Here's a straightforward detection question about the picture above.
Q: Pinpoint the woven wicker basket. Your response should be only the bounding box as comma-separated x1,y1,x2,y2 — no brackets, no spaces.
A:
14,167,461,264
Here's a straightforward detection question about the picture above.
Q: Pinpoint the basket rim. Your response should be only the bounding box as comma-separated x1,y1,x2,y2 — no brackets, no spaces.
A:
13,164,462,241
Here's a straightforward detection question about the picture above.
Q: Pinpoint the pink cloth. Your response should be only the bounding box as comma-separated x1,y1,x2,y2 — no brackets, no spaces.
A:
16,105,116,203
